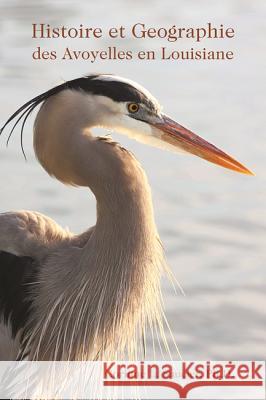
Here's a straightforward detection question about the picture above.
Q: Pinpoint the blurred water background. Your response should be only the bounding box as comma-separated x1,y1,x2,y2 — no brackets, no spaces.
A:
0,0,265,360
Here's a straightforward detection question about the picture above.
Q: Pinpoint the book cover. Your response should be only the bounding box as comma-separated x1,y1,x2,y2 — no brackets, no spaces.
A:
0,1,264,398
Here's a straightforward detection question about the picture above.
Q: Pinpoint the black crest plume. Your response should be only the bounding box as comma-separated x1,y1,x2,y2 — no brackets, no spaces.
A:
0,75,99,160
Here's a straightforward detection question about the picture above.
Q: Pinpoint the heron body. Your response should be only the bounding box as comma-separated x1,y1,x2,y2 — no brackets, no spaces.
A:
0,74,252,361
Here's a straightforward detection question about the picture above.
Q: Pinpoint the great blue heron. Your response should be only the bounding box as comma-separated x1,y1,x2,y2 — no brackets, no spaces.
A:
0,74,252,361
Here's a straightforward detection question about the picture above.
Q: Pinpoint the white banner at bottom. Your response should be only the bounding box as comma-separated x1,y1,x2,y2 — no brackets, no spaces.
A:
0,360,264,399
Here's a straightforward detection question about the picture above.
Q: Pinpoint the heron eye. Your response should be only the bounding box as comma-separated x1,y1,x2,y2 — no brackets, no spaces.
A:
127,103,139,113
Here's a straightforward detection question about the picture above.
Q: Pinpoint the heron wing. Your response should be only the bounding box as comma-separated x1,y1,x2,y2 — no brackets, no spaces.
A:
0,210,68,360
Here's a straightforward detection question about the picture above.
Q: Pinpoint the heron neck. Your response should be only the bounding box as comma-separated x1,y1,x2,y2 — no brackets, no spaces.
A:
76,136,164,360
79,134,156,233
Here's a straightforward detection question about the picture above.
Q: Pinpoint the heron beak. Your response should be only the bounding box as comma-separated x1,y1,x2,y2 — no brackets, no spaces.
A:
153,114,254,175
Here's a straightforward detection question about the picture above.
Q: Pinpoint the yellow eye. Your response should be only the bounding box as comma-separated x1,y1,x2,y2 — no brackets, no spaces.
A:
127,103,139,113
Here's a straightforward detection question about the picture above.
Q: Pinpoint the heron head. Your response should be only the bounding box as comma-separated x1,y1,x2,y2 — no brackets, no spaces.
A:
0,73,253,175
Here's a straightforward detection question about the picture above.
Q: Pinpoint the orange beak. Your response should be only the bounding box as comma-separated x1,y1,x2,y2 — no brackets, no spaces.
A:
153,114,254,175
